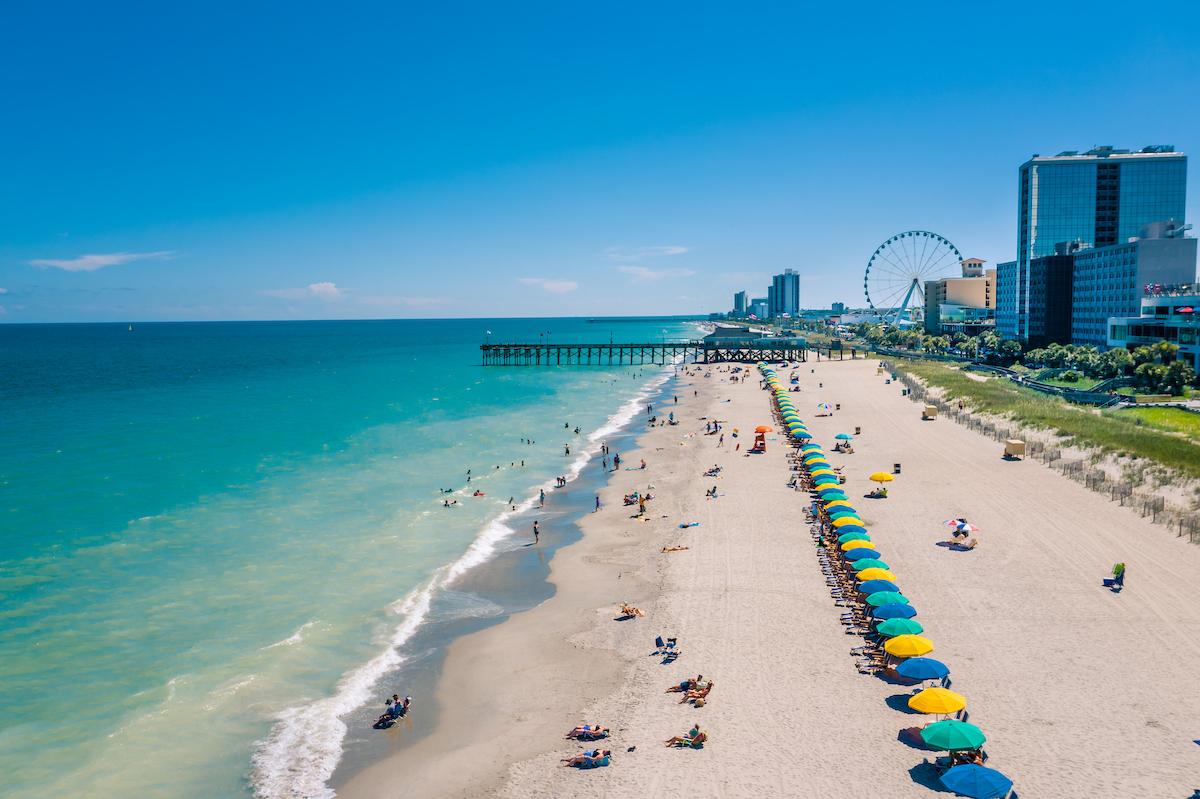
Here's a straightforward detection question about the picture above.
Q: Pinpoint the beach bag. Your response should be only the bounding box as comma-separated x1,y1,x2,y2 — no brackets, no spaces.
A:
694,698,705,707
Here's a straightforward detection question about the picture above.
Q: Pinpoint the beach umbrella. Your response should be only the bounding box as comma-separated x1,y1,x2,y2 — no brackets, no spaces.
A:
896,657,949,681
840,539,876,552
857,579,899,594
826,510,859,520
835,433,853,440
909,687,966,716
872,602,916,619
850,557,889,571
809,468,836,477
803,454,826,462
813,477,840,487
837,531,870,544
835,525,867,536
801,443,821,451
869,472,895,483
883,634,934,657
816,486,845,496
920,720,986,752
822,496,851,506
843,547,880,561
864,588,907,604
809,464,834,473
876,617,923,636
792,431,812,440
754,425,771,433
823,499,852,509
831,517,862,528
939,765,1012,799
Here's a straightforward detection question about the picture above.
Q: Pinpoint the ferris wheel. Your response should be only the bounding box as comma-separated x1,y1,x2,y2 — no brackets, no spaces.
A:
864,231,963,324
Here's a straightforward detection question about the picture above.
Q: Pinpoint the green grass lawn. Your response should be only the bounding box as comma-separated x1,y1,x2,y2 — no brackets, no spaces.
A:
1112,407,1200,440
1033,373,1104,390
898,360,1200,477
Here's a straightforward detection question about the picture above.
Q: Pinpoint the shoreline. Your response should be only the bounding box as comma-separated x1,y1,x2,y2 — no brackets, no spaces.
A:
324,366,681,795
336,367,714,798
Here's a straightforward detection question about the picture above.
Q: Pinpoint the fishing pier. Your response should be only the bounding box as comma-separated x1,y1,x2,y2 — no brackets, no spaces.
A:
479,337,811,366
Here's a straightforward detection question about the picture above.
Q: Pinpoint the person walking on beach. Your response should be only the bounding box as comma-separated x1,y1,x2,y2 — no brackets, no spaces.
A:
613,453,620,471
595,495,601,512
718,433,724,447
539,489,545,508
533,520,540,544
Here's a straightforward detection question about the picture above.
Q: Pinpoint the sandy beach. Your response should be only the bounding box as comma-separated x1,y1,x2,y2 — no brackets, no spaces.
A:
340,356,1200,799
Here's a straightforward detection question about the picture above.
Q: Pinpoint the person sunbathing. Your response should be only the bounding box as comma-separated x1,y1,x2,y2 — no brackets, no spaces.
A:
664,726,707,747
561,749,611,767
619,603,645,618
666,675,702,692
565,724,609,739
680,680,714,703
661,546,689,553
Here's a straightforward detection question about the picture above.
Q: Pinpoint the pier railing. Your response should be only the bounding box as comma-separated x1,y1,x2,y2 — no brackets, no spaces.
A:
479,340,809,365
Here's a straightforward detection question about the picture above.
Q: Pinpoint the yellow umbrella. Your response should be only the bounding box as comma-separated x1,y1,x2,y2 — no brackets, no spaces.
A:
839,540,876,552
908,687,966,715
883,634,934,658
869,472,895,483
809,469,836,477
830,517,861,528
855,567,896,581
823,499,854,509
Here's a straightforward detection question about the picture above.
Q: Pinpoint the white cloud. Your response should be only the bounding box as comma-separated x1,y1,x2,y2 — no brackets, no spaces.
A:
519,277,578,294
261,282,345,301
604,245,689,261
30,250,174,272
617,265,696,282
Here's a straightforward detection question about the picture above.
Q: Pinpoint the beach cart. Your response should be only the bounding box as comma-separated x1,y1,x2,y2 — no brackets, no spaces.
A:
922,404,938,420
1003,439,1026,460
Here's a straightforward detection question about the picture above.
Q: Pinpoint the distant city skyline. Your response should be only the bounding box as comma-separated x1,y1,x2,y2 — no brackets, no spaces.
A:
2,3,1199,322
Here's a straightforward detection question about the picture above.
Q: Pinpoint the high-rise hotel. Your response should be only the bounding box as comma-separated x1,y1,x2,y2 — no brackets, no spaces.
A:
996,146,1190,345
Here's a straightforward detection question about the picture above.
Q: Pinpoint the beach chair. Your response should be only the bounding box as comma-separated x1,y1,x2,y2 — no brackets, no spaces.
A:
653,636,680,661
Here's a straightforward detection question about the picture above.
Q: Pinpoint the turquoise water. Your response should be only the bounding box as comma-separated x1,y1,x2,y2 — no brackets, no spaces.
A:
0,318,695,799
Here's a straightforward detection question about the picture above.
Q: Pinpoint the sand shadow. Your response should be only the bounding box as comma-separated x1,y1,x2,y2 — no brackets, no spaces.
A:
935,541,975,552
873,670,915,686
614,614,637,622
898,726,936,751
885,692,922,714
908,761,951,792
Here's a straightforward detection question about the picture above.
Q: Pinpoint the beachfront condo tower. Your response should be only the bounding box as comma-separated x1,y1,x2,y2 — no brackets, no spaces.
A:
770,269,801,318
997,145,1187,342
733,291,747,317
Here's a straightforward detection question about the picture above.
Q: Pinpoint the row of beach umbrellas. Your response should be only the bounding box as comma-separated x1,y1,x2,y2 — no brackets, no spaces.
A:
758,364,1013,799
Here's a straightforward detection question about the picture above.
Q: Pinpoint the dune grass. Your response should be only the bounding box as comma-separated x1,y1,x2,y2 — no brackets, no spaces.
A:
1113,407,1200,440
899,360,1200,478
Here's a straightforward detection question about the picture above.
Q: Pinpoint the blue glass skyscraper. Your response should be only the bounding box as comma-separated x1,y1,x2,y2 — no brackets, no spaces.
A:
999,146,1187,340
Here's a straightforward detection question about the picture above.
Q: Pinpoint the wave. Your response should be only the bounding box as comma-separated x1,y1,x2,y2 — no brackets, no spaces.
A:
249,363,676,799
264,620,319,650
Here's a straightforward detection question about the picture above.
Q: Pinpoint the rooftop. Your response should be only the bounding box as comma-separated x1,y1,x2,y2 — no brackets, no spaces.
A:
1025,145,1182,164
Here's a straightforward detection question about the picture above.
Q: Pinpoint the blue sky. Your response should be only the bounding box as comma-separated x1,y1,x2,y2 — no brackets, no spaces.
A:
2,1,1198,322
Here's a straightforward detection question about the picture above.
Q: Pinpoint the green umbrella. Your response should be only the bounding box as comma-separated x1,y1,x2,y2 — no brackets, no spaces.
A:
876,618,925,637
849,557,889,570
920,719,986,751
837,531,870,544
866,591,910,607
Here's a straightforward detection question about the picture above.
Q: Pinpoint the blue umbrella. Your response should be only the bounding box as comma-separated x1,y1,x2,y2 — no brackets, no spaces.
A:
939,765,1013,799
872,603,917,620
895,657,950,681
857,579,899,594
835,525,867,535
843,548,880,561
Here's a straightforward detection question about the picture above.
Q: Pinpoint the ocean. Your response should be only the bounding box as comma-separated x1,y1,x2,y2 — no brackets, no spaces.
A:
0,317,696,799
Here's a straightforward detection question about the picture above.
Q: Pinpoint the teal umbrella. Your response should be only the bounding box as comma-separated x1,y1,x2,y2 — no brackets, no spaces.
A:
876,618,924,637
866,591,909,607
837,531,870,544
835,433,853,440
920,719,985,752
850,557,889,570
